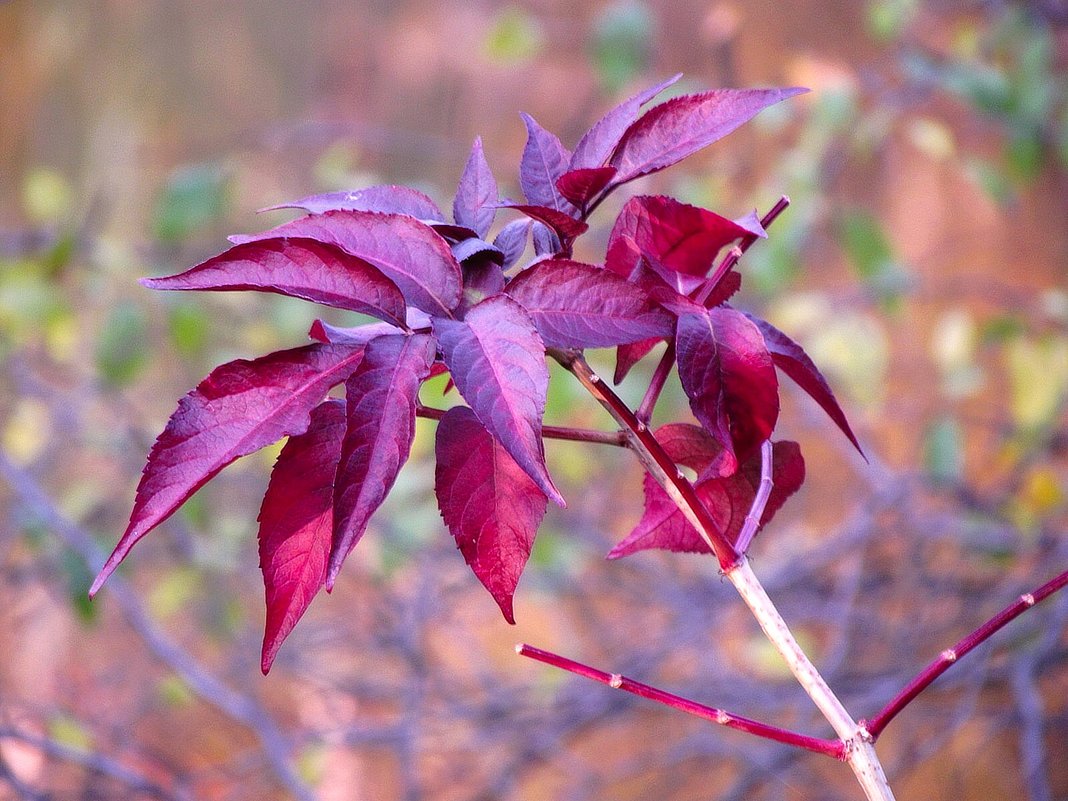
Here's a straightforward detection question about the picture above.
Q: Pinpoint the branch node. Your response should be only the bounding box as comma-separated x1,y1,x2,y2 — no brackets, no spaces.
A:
941,648,958,663
1021,593,1036,607
608,673,623,688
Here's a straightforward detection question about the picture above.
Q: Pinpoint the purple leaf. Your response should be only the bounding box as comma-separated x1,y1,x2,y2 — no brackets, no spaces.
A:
435,406,548,623
675,307,779,472
429,222,480,242
555,166,617,207
614,337,663,384
230,210,462,318
519,113,576,213
143,238,407,328
609,87,808,185
492,218,532,269
262,185,444,221
452,237,504,266
504,260,674,348
749,315,863,455
531,222,560,257
460,256,507,314
570,73,683,170
327,333,436,586
452,137,498,238
433,295,563,506
92,343,367,595
499,204,588,243
258,398,345,674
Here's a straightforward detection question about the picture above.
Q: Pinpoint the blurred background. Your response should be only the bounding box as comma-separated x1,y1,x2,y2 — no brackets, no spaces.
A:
1,0,1067,799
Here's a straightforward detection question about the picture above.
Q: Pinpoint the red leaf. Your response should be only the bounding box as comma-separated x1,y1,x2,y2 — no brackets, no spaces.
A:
492,218,531,269
229,210,462,318
613,337,663,384
555,166,617,207
703,270,742,308
258,398,345,674
675,308,779,472
261,185,444,221
653,422,730,474
460,256,507,314
606,195,760,293
499,204,588,244
308,320,400,346
432,295,564,507
435,406,548,623
452,137,498,238
608,439,804,559
143,238,407,328
570,73,683,170
749,315,863,455
519,113,575,214
609,87,808,185
504,260,674,348
327,333,436,586
92,343,367,595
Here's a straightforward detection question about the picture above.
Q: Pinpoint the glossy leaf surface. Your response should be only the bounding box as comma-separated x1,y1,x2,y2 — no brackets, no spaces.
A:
519,113,575,213
453,137,498,238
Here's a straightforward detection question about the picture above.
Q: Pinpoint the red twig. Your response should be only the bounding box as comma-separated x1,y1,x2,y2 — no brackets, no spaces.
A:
517,644,847,759
734,440,774,554
863,568,1068,740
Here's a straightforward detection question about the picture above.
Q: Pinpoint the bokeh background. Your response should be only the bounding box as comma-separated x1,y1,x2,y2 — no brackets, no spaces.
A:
2,1,1068,799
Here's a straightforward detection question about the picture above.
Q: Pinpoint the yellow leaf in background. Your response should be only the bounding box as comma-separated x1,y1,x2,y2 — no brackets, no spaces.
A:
22,167,72,223
930,309,982,398
1021,466,1063,515
907,118,956,161
156,674,195,708
147,567,200,621
2,399,51,464
1006,335,1068,431
46,715,93,752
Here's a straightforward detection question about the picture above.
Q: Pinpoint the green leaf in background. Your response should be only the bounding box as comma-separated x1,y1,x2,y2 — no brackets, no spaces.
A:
22,167,73,224
1006,334,1068,433
60,549,97,623
591,0,653,94
923,415,964,484
484,6,543,65
866,0,918,43
837,211,908,303
96,301,149,386
167,301,212,357
153,163,231,244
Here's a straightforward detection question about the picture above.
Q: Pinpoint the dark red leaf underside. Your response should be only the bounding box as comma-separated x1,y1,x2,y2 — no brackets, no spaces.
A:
675,308,779,473
229,210,462,318
519,113,576,214
452,237,504,266
92,343,366,595
327,333,436,586
435,406,548,623
262,185,444,221
258,398,345,674
555,167,617,207
504,260,674,349
703,270,742,308
500,205,588,243
143,238,407,328
749,315,863,455
308,319,400,346
570,73,683,170
614,337,664,385
492,219,531,269
453,137,498,238
609,87,808,185
460,256,507,314
433,295,563,506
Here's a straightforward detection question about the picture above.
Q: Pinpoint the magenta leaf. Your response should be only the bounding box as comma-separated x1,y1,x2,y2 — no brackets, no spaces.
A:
614,337,663,384
262,185,444,221
609,87,808,185
703,270,742,308
143,238,407,328
435,406,548,623
675,308,779,472
460,256,507,314
433,295,563,506
327,333,436,586
492,219,531,269
92,342,367,595
499,204,589,244
570,73,683,170
504,260,674,349
519,113,576,213
453,137,498,238
748,315,863,455
258,398,345,674
229,210,462,318
555,166,617,207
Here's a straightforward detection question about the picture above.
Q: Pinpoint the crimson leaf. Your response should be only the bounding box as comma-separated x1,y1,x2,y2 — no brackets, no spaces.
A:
261,185,444,220
614,337,663,385
519,113,576,214
327,333,436,586
749,315,863,455
504,259,674,348
91,342,366,595
492,219,532,269
555,166,617,207
143,238,407,328
230,210,462,318
433,295,564,506
435,406,548,623
499,204,589,243
258,398,345,674
675,308,779,472
569,73,683,170
609,87,808,185
453,137,498,238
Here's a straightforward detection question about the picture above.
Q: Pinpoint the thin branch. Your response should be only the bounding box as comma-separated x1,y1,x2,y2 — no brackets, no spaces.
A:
415,405,627,447
734,440,774,554
863,568,1068,740
516,645,846,759
635,341,676,424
